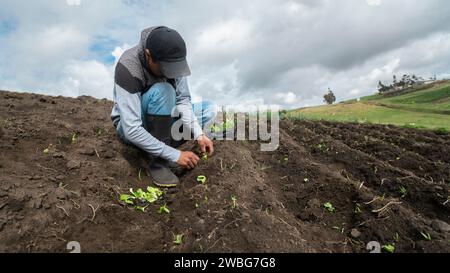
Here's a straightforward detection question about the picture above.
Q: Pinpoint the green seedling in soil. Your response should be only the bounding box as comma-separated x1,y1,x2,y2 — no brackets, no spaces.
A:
434,160,445,167
324,202,336,212
231,195,238,209
393,233,400,242
119,186,163,210
382,244,395,253
131,187,163,203
420,231,432,241
158,204,170,214
197,175,207,184
135,206,148,212
120,194,134,205
71,133,77,144
43,148,50,154
211,124,221,133
303,178,309,183
211,119,235,133
173,234,184,245
354,204,362,214
315,142,329,152
195,202,200,208
202,153,208,161
399,186,407,198
223,120,235,131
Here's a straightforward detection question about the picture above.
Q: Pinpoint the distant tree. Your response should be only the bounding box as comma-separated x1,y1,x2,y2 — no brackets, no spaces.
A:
323,88,336,105
378,73,426,94
403,75,409,86
378,81,390,93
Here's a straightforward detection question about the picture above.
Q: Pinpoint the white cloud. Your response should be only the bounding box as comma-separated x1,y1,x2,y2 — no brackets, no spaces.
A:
66,0,81,6
60,60,114,99
275,92,298,105
194,18,255,59
366,0,382,6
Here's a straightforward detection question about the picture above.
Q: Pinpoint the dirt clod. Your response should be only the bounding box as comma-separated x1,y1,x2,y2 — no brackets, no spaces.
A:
432,220,450,233
66,160,81,170
350,229,361,238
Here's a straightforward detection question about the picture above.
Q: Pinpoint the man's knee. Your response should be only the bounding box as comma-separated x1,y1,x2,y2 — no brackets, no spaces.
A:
142,82,176,116
193,101,218,127
202,101,218,124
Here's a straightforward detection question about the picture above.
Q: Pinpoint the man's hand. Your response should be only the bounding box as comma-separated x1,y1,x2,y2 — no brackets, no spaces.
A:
177,151,200,169
197,135,214,156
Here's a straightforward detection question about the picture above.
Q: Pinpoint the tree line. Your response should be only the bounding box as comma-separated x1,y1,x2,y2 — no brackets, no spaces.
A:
377,74,436,94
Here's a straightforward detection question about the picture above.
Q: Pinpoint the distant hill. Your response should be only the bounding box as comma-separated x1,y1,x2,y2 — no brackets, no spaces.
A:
287,80,450,131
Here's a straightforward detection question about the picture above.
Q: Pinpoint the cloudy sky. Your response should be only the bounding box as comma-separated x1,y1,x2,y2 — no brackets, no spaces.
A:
1,0,450,109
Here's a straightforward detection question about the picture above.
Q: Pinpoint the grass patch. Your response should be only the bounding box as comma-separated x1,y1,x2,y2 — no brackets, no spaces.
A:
288,98,450,131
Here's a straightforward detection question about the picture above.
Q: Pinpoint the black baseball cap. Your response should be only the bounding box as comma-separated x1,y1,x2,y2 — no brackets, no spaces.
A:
146,26,191,79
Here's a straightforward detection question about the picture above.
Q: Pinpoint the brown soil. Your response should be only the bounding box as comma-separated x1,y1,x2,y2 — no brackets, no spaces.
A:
0,90,449,253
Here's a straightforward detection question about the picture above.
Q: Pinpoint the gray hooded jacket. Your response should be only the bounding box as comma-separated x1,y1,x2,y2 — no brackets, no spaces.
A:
111,27,203,163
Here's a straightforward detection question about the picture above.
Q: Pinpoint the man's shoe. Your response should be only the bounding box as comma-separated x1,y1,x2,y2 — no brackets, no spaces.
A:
143,114,181,187
148,159,179,188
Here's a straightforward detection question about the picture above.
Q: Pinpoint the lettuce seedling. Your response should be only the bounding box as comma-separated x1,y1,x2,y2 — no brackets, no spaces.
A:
211,120,235,133
420,231,432,241
146,186,163,202
223,120,235,130
130,187,163,203
231,195,237,209
202,154,208,161
71,133,77,144
399,186,407,198
119,187,163,211
324,202,336,212
120,194,134,205
135,206,148,212
43,148,49,154
393,233,400,242
197,175,207,184
173,234,184,245
382,244,395,253
159,204,170,214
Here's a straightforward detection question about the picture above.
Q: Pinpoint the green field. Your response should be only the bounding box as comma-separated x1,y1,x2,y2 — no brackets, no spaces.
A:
287,80,450,131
